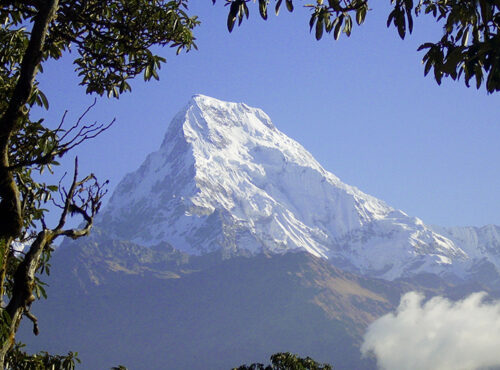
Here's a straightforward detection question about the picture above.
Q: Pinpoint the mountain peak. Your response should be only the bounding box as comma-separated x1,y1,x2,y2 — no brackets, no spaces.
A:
186,94,275,130
189,94,230,107
98,96,480,280
188,94,226,111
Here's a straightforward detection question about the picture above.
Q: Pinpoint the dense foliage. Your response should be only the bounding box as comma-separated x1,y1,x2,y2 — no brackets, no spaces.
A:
233,352,333,370
5,343,80,370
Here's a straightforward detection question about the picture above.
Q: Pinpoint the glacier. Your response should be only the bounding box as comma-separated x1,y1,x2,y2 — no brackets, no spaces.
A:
97,94,499,281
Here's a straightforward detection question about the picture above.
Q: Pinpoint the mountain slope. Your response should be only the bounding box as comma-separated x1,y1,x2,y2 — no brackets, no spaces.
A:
21,232,500,369
99,95,471,280
16,236,414,369
19,95,500,369
432,224,500,285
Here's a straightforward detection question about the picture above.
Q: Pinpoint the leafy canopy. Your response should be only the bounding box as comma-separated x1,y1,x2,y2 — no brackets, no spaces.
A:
5,343,80,370
233,352,333,370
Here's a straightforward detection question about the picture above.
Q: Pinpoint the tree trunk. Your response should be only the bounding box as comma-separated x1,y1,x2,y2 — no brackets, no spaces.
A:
0,1,60,366
0,230,53,367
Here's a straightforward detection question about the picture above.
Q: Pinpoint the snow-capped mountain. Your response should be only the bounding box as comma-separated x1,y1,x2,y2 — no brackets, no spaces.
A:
431,224,500,282
98,95,495,281
433,225,500,260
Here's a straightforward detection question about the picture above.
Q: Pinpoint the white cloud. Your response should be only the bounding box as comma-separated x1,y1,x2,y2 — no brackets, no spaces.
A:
361,291,500,370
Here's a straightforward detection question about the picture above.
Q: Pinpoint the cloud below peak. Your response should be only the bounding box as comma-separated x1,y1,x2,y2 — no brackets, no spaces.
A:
361,291,500,370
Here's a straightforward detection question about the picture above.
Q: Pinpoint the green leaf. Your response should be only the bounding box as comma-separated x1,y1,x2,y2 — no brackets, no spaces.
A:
417,42,434,51
227,1,240,31
35,282,47,299
423,59,432,76
475,65,483,89
227,13,236,32
151,67,159,80
434,65,442,84
461,28,470,46
442,48,463,78
275,0,283,15
405,6,413,34
344,15,352,36
309,13,317,31
259,0,268,19
387,9,396,28
316,17,324,40
243,2,249,18
486,68,497,92
38,90,49,109
333,15,343,40
396,10,406,39
356,6,367,25
144,65,151,80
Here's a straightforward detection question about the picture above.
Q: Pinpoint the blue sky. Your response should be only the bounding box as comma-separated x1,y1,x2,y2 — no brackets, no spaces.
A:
36,1,499,228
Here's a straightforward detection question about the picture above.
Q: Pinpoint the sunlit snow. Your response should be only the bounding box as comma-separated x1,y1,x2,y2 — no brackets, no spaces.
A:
96,95,499,280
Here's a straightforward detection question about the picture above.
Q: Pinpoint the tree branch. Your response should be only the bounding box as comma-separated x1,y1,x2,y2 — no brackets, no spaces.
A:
24,310,39,336
7,101,115,171
52,157,108,236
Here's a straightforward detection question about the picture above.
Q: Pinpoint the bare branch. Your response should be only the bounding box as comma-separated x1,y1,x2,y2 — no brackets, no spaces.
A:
7,101,115,171
61,117,115,153
40,216,47,230
52,157,108,237
51,171,68,210
55,110,68,132
55,157,80,231
58,99,98,142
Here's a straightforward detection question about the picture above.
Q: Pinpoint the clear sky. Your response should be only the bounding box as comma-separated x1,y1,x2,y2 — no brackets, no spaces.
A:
35,1,500,228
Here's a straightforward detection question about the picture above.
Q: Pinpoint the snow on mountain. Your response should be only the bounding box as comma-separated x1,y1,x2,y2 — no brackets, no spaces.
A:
98,95,480,280
432,225,500,278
